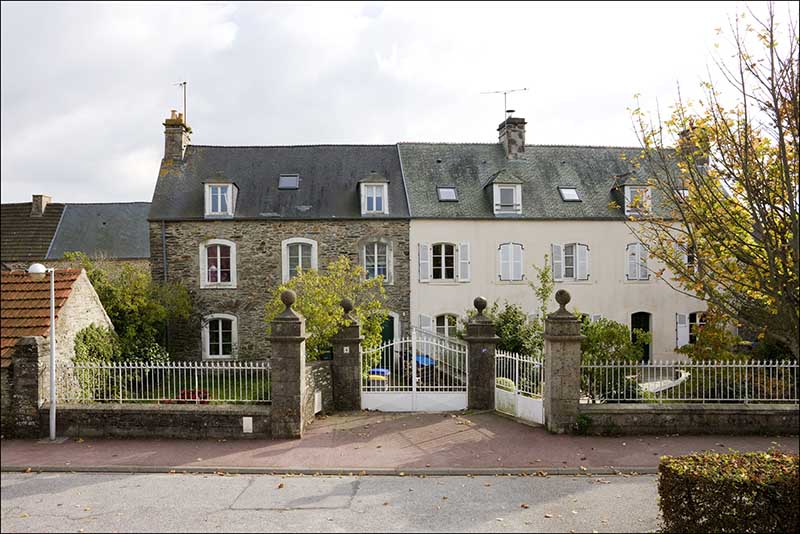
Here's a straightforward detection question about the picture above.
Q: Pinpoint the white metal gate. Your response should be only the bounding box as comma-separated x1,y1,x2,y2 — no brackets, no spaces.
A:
495,350,545,424
361,328,468,411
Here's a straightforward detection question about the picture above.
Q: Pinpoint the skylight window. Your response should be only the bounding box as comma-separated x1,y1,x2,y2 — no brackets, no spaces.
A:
437,187,458,202
559,187,580,201
278,174,299,190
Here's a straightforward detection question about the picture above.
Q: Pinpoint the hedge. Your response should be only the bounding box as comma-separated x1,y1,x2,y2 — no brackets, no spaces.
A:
659,452,799,533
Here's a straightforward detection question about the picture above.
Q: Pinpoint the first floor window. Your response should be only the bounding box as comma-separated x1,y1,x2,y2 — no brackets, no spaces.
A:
626,242,649,280
551,242,590,281
364,241,390,281
203,314,237,359
288,243,312,279
564,243,576,279
432,243,456,280
499,242,524,281
435,314,458,338
206,244,231,283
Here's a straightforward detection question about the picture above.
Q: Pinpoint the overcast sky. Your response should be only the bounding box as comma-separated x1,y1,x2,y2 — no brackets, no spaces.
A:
1,1,795,203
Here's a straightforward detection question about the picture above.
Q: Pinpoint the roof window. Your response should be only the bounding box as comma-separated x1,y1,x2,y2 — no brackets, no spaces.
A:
437,187,458,202
278,174,299,190
558,187,581,202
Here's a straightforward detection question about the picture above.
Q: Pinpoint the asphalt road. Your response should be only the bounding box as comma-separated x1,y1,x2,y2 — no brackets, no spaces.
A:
1,472,660,533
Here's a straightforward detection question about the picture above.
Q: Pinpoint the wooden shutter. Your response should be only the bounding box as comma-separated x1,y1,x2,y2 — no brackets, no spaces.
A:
577,244,590,280
499,244,510,280
418,314,434,333
626,243,637,280
676,313,690,348
551,244,563,281
639,244,649,280
458,242,471,282
512,244,523,280
418,243,430,282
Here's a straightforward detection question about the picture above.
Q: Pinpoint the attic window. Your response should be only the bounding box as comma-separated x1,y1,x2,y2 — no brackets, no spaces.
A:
437,187,458,202
278,174,299,190
558,187,581,202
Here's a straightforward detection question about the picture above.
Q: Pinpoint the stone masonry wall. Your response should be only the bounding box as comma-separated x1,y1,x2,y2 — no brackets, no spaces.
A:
149,220,410,361
304,360,333,428
0,366,11,437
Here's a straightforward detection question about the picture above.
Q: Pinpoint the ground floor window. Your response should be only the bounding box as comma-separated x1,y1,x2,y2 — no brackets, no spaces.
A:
203,313,238,359
689,312,707,345
435,314,458,338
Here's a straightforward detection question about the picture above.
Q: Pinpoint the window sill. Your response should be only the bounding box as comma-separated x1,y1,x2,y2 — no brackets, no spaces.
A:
204,213,235,219
424,280,461,286
202,356,236,361
556,280,592,285
495,280,526,285
200,283,238,290
624,278,651,283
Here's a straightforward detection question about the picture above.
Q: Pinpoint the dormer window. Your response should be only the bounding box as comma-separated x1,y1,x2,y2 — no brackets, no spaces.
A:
278,174,299,190
205,183,235,217
493,184,522,215
624,185,651,216
558,187,581,202
361,183,388,215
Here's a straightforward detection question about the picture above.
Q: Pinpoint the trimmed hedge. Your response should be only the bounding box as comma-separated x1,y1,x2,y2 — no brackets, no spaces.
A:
659,452,799,533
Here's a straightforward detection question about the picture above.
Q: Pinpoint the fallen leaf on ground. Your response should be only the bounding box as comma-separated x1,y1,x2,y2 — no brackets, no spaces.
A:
544,513,553,518
521,503,529,509
19,513,29,519
277,483,284,489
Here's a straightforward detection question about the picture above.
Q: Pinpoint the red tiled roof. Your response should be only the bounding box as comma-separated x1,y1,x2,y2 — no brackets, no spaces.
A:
0,269,81,366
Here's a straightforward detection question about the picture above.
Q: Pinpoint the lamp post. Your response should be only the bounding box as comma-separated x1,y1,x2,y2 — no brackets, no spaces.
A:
27,263,56,441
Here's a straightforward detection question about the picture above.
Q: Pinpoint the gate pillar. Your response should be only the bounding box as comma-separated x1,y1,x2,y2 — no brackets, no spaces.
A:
464,297,498,410
331,299,364,411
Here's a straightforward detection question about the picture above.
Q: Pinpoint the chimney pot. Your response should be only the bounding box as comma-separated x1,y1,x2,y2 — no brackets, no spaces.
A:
498,117,527,160
30,194,52,217
163,109,191,161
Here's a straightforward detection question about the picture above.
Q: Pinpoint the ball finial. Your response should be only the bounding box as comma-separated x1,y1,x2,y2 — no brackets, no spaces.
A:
280,289,296,309
474,296,488,314
555,289,571,309
341,298,354,314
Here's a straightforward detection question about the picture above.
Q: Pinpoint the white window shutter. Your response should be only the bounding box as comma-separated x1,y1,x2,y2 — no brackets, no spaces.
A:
626,244,636,280
418,243,430,282
418,314,433,333
577,244,589,280
676,313,690,347
499,244,510,281
551,244,563,281
458,242,471,283
624,187,632,214
639,244,649,280
590,314,603,323
512,244,523,281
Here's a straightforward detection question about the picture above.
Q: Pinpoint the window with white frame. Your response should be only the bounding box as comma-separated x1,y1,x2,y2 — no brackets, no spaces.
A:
435,314,458,338
550,243,590,281
624,185,652,216
205,184,234,217
498,242,524,281
558,187,581,201
199,239,237,288
493,184,522,215
281,238,318,282
202,314,238,360
625,242,650,280
418,242,470,283
437,187,458,202
361,183,388,214
363,240,392,283
689,312,707,344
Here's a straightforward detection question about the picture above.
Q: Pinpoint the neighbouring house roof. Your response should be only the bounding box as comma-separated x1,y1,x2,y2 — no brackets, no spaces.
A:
0,201,151,262
148,145,410,220
0,202,65,261
47,203,151,260
0,268,82,366
398,143,669,219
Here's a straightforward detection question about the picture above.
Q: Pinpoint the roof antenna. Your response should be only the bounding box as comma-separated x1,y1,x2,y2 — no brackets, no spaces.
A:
173,81,187,123
480,87,528,121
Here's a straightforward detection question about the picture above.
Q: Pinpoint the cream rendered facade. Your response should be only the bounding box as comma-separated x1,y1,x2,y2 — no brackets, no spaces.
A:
409,219,706,361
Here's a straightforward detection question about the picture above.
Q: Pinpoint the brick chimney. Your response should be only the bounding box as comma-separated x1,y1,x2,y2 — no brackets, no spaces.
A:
30,194,52,217
163,109,191,160
498,117,527,159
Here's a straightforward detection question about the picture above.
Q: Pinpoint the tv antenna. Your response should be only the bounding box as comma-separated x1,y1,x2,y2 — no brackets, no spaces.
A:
480,87,528,121
173,81,187,123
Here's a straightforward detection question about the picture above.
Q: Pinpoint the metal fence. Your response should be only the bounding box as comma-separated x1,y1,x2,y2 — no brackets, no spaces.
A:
581,360,799,404
40,360,271,404
495,350,545,397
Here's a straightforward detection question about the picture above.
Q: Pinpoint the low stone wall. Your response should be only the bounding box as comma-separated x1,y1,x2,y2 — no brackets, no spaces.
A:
43,403,272,439
304,360,333,429
578,403,800,436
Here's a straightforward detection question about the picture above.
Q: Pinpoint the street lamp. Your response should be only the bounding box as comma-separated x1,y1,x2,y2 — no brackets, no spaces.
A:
27,263,56,441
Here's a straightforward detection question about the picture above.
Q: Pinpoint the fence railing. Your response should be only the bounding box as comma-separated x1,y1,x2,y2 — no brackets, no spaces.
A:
40,360,271,404
496,350,545,397
581,360,799,404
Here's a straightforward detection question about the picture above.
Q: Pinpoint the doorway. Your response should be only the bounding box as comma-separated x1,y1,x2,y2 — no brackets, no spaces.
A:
631,312,652,363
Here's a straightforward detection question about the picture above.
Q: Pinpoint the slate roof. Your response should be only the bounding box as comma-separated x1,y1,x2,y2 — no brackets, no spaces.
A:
0,269,81,366
0,202,65,261
398,143,669,219
149,145,410,220
47,203,151,260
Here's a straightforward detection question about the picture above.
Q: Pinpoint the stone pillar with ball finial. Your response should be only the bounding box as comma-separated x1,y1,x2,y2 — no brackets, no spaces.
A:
543,289,585,434
267,289,307,438
331,298,364,411
464,296,499,410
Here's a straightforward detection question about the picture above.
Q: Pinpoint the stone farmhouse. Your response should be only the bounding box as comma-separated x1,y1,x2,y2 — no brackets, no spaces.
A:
149,111,705,363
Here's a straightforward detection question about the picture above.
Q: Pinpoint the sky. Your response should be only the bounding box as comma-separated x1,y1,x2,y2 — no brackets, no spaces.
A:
1,1,795,203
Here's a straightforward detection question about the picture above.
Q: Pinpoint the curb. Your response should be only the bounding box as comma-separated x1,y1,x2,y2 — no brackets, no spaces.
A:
1,465,658,476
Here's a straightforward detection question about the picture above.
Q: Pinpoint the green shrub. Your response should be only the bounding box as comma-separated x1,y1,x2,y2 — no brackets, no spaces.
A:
74,325,119,364
659,452,799,533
